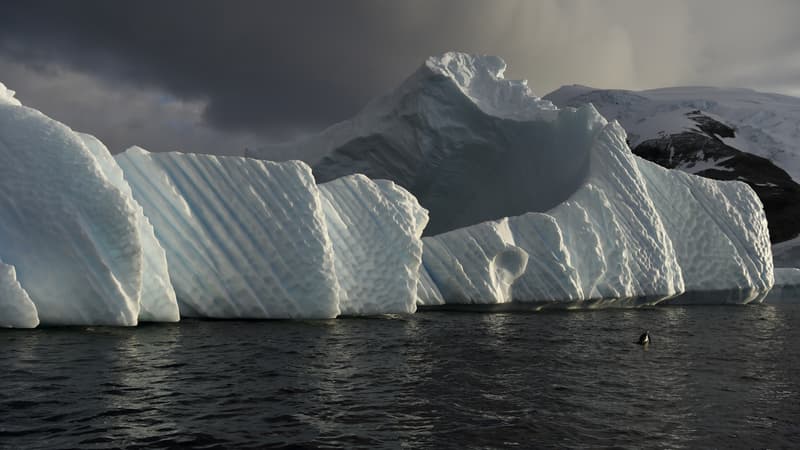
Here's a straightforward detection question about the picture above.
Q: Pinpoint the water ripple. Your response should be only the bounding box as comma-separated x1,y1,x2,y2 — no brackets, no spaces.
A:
1,305,799,448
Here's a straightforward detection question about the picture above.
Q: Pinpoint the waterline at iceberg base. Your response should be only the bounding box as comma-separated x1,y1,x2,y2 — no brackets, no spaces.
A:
0,52,778,328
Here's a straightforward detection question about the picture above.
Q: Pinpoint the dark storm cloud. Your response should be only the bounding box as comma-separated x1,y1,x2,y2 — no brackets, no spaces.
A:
1,0,799,154
0,0,462,135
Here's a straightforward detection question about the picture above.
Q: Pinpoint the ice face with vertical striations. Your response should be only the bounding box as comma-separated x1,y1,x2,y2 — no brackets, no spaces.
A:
79,134,180,322
115,148,341,319
249,51,771,306
638,159,773,303
319,175,428,315
0,89,143,326
420,217,528,305
420,115,687,306
416,69,773,306
0,260,39,328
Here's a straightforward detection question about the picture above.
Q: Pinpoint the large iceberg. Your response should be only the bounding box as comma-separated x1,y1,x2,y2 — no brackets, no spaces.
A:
0,83,144,326
319,175,428,315
114,149,428,319
115,149,342,319
0,51,778,326
1,79,428,325
253,52,774,306
0,259,39,328
80,134,180,323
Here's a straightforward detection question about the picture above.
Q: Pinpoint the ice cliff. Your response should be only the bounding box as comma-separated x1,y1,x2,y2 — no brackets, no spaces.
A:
115,148,429,319
0,52,777,327
0,82,143,326
0,81,426,326
254,52,773,306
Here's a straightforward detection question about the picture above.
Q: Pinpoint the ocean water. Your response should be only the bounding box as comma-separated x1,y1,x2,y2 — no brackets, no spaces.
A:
1,304,799,449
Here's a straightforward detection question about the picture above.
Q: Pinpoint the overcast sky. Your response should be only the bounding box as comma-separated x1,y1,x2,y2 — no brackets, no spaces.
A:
1,0,799,156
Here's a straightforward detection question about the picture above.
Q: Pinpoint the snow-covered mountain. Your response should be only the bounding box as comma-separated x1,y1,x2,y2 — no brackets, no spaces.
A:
544,85,800,249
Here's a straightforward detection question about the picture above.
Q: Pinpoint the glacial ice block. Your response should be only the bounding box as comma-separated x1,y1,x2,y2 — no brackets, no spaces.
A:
79,134,180,322
421,218,528,304
277,51,771,305
637,159,773,303
0,97,143,325
421,114,686,305
0,260,39,328
319,175,428,314
115,148,340,319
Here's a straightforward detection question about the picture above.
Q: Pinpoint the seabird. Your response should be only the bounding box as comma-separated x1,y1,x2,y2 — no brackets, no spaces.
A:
638,331,650,345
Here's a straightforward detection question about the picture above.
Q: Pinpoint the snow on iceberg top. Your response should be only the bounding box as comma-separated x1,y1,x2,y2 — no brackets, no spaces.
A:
252,52,563,164
0,81,22,106
423,52,557,121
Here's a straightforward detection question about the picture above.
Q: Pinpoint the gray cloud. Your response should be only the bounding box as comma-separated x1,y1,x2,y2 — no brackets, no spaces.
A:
0,0,798,156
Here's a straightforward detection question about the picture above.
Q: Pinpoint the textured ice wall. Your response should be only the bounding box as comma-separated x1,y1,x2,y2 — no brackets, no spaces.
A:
422,114,772,306
411,54,769,306
0,260,39,328
638,159,773,303
79,134,180,322
116,149,340,319
421,110,686,305
420,218,528,304
0,96,143,325
319,175,428,314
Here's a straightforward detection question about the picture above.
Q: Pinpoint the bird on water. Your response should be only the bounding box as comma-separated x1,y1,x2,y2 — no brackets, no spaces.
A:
638,331,650,345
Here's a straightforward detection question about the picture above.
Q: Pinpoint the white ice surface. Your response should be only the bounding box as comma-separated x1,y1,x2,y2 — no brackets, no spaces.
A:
255,52,584,235
0,97,143,326
115,148,340,319
638,159,773,303
409,54,770,306
0,260,39,328
80,134,180,322
421,218,528,304
421,115,690,306
319,175,428,315
0,82,22,107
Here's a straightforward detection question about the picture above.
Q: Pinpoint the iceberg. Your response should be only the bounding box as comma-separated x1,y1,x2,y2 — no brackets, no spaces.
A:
0,86,143,326
0,51,777,325
319,175,428,315
79,134,180,322
545,85,800,267
115,149,429,319
253,52,773,306
115,148,341,319
0,260,39,328
1,77,428,324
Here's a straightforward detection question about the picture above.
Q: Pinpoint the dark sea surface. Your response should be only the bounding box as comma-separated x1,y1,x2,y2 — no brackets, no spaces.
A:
2,304,800,449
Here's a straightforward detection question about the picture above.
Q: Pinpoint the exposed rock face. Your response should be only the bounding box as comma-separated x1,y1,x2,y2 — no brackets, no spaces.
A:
632,112,800,243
